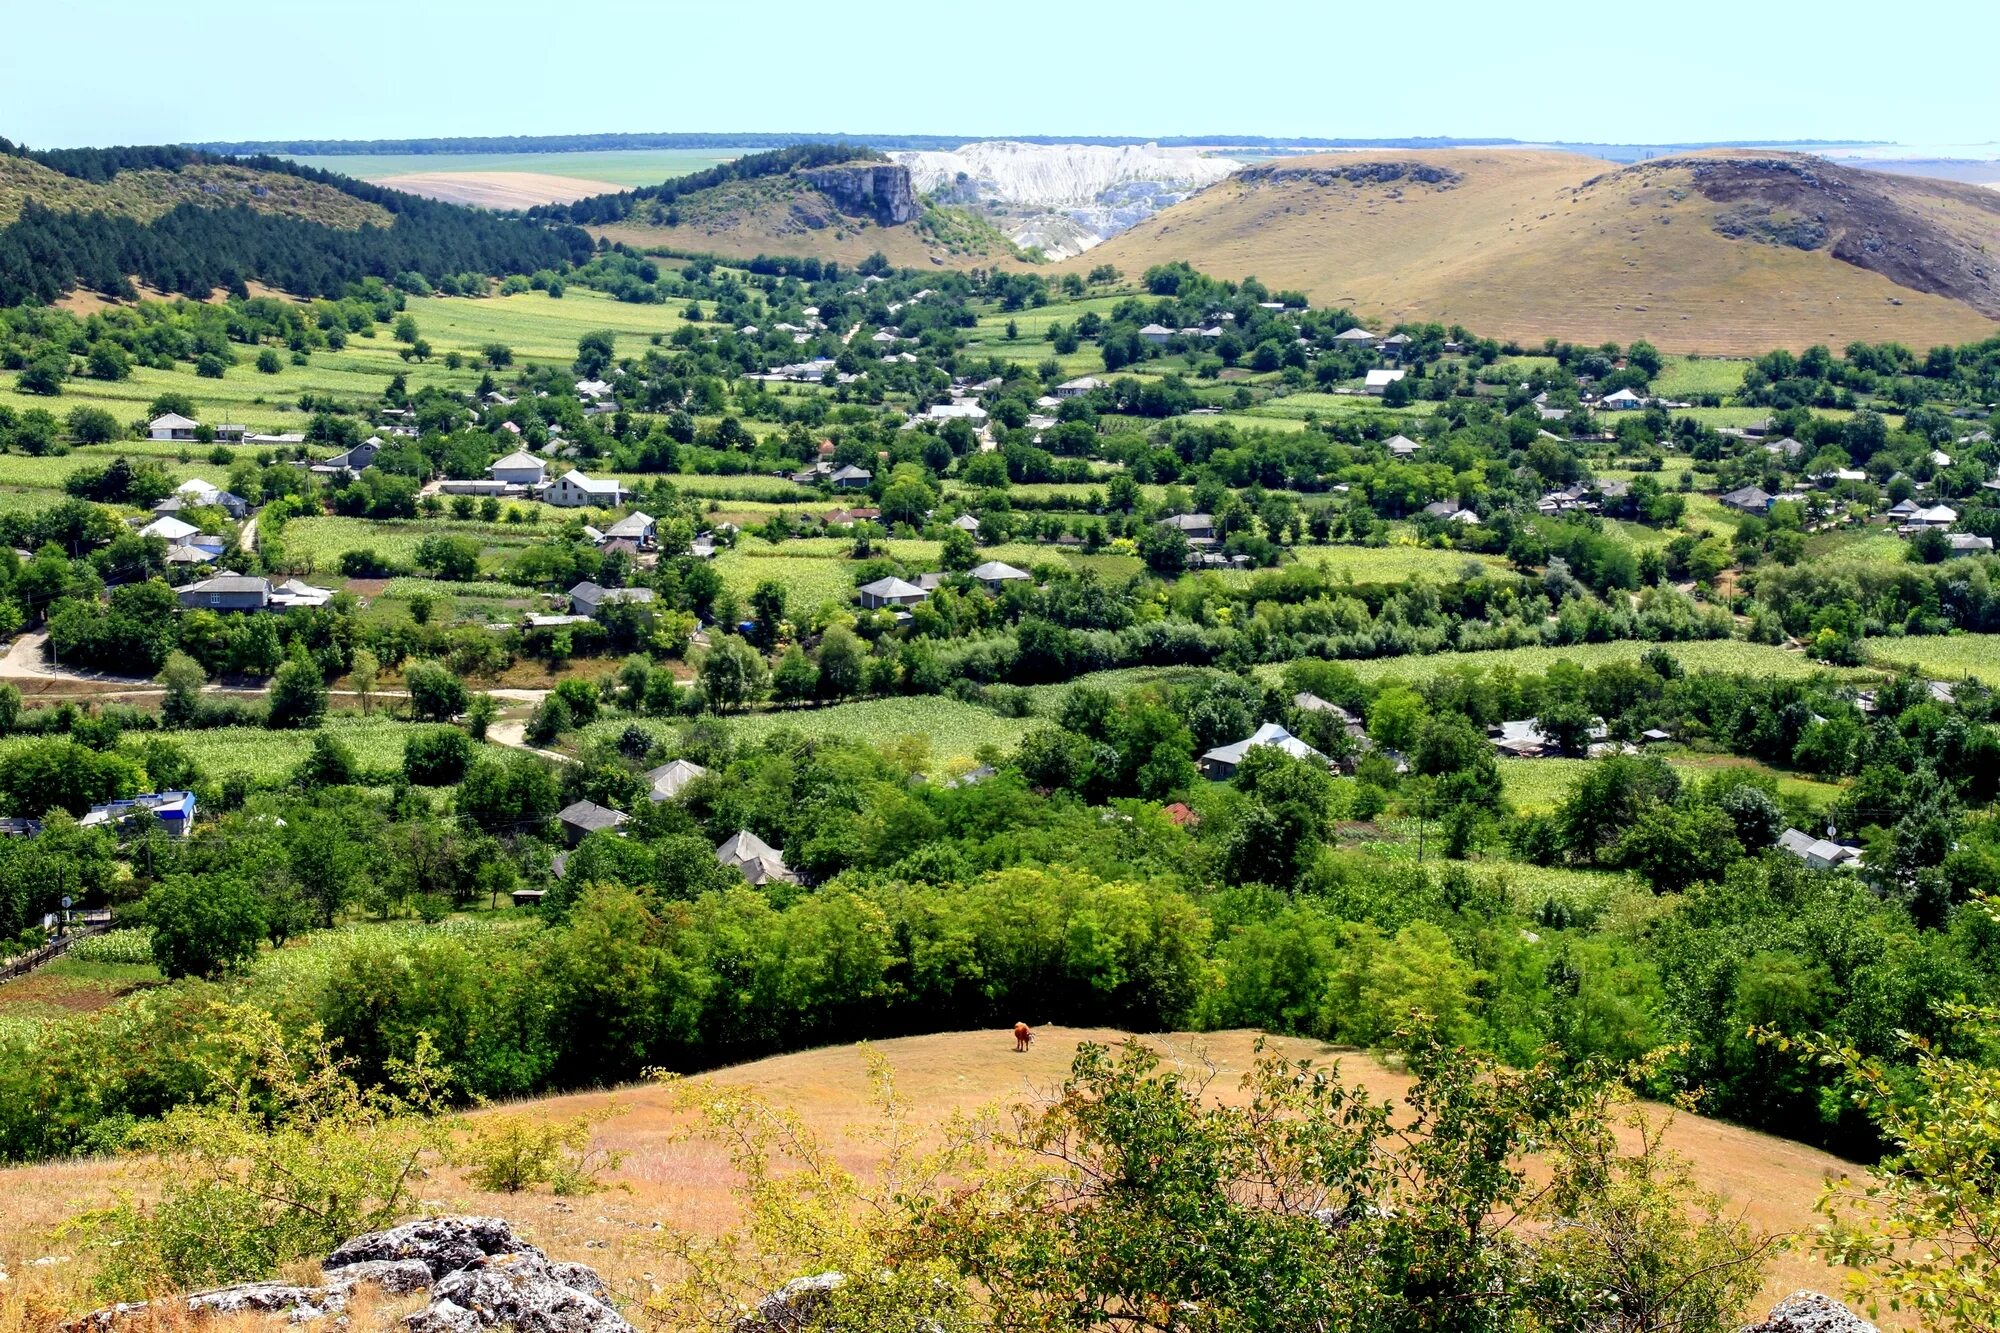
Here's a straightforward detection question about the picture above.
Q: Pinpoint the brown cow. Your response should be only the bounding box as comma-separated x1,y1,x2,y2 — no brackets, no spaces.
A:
1013,1022,1032,1053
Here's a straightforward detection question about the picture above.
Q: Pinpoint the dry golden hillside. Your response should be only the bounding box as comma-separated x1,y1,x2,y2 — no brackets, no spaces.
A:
0,156,393,230
0,1028,1878,1330
1074,149,2000,353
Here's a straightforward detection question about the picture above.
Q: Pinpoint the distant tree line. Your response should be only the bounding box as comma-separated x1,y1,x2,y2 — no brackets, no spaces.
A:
174,132,1532,157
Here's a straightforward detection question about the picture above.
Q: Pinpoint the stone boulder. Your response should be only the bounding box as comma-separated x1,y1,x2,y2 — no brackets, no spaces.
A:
406,1252,632,1333
734,1271,846,1333
1742,1292,1880,1333
326,1216,540,1280
324,1258,437,1297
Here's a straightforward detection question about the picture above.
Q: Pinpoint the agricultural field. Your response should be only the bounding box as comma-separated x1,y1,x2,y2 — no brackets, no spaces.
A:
587,695,1033,767
1240,391,1439,421
1497,756,1843,815
1220,544,1504,584
285,148,739,190
712,538,1053,609
1254,639,1867,689
1652,356,1749,399
278,514,566,573
1864,634,2000,686
405,289,695,363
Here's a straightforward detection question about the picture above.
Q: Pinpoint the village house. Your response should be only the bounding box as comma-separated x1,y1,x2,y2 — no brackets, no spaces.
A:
1199,722,1328,780
147,412,202,442
1138,323,1174,345
1720,485,1775,515
567,581,656,617
82,790,196,838
829,464,873,490
950,513,980,533
644,759,707,803
544,469,625,508
602,512,657,548
557,800,627,846
1776,827,1863,871
857,576,928,611
968,560,1031,592
1054,376,1103,399
1947,534,1995,556
309,438,381,477
487,450,547,488
716,829,797,886
1384,434,1421,458
1332,326,1378,345
1158,512,1215,542
1364,369,1407,395
1598,388,1646,411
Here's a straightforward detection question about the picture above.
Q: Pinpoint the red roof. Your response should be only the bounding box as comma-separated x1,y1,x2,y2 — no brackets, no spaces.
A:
1162,802,1200,827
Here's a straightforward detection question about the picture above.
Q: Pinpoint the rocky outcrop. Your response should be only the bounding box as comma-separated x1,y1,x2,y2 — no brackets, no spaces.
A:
63,1216,626,1333
410,1253,629,1333
1739,1291,1880,1333
798,164,916,226
1238,160,1462,190
733,1271,846,1332
326,1215,539,1279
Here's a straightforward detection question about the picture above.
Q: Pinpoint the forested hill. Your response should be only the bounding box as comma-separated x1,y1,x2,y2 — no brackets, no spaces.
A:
0,138,594,307
527,142,884,226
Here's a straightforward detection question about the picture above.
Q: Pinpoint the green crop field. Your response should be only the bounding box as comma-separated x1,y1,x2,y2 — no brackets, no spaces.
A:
1254,639,1867,689
1242,392,1439,421
1498,755,1843,814
0,715,454,784
1865,634,2000,685
1652,356,1749,399
404,289,694,363
587,695,1033,768
670,473,815,502
1216,545,1503,585
279,515,560,573
283,149,740,189
713,538,1055,609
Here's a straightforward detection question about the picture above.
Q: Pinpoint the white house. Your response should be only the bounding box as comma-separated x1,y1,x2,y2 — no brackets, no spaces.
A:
1054,376,1103,399
1200,722,1328,779
1364,369,1407,395
1599,388,1646,410
487,450,547,488
968,560,1031,591
1138,323,1174,345
140,515,201,543
543,469,625,508
148,413,201,442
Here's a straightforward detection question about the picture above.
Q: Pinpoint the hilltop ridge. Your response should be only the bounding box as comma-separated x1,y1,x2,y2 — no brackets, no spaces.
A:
1073,148,2000,352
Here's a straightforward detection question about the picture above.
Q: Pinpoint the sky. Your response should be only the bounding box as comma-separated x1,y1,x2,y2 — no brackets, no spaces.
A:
5,0,1997,150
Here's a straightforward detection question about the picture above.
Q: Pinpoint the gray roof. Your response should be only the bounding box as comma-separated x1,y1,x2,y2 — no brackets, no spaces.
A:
604,511,656,538
644,758,707,801
858,576,927,600
558,800,627,833
969,560,1030,582
716,829,781,867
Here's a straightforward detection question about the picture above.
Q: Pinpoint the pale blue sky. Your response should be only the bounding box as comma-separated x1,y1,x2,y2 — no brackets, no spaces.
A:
5,0,1995,149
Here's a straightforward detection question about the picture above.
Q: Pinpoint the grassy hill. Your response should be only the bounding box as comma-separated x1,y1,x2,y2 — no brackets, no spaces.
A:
0,154,392,229
1073,149,2000,353
0,1027,1873,1325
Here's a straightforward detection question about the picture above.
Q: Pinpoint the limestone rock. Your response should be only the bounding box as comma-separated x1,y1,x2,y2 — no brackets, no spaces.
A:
797,165,915,226
734,1271,846,1333
323,1258,436,1296
1742,1291,1880,1333
409,1253,631,1333
187,1283,332,1316
326,1216,539,1280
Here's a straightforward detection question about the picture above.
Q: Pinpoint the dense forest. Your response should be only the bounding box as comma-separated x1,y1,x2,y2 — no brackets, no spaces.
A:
0,139,595,306
528,142,887,226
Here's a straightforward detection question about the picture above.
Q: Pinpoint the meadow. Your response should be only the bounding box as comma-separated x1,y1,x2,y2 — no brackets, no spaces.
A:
405,289,695,363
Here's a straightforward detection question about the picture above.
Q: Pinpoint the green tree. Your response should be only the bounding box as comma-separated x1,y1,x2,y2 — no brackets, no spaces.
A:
816,626,866,698
144,874,266,979
700,634,769,711
404,726,474,785
267,653,327,730
403,659,467,723
155,650,206,728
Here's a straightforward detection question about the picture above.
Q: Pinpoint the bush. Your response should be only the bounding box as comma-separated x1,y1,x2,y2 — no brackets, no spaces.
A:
404,725,474,785
459,1109,624,1196
142,876,265,979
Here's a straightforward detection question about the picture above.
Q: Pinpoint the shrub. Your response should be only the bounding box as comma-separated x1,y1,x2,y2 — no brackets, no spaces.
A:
459,1108,625,1196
